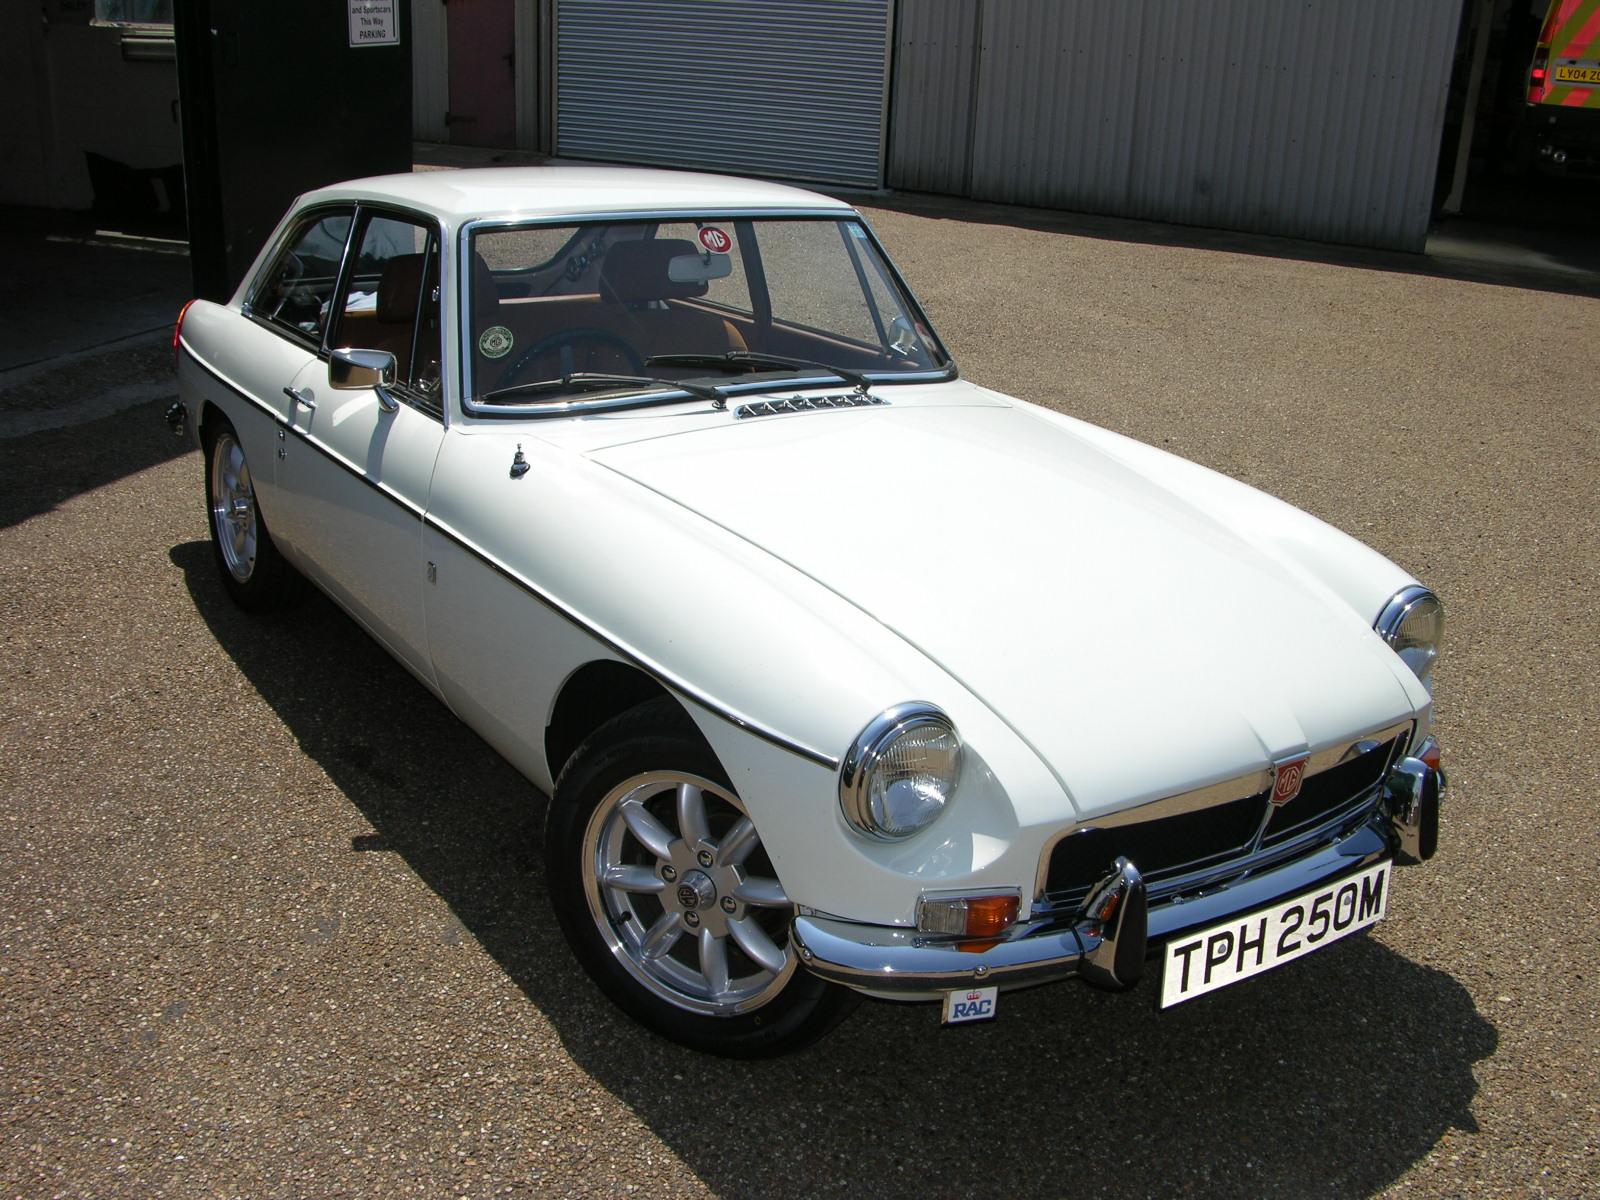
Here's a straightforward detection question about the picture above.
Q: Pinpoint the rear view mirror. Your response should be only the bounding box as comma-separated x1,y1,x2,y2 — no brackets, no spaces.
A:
667,253,733,284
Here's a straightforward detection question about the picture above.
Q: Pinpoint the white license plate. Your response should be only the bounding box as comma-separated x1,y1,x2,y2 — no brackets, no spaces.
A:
942,985,998,1024
1159,861,1390,1008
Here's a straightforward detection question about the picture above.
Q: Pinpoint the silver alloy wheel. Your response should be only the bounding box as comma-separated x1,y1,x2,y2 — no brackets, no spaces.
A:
209,430,258,583
582,771,796,1016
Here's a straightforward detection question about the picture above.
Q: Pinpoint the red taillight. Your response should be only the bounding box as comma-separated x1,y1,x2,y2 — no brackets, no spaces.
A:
173,298,197,367
1529,50,1550,103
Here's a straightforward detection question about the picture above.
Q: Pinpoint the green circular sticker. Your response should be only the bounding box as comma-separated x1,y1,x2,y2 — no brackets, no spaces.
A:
479,325,514,359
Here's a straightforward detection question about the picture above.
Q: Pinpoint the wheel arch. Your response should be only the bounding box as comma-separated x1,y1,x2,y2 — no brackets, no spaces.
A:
196,397,227,444
544,660,711,786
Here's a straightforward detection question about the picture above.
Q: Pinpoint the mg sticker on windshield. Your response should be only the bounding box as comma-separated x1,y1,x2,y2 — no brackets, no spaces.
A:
697,226,732,254
479,325,514,359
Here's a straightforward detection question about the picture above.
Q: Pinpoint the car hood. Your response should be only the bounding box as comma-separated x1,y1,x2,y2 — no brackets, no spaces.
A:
587,390,1419,818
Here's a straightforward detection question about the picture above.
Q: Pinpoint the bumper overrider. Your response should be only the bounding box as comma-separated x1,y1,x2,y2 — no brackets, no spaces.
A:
791,748,1443,1002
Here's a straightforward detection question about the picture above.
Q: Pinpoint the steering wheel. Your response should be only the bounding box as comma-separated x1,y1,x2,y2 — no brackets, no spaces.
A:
499,327,645,388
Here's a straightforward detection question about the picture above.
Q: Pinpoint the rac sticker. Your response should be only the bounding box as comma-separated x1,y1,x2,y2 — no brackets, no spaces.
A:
698,226,733,254
942,985,998,1025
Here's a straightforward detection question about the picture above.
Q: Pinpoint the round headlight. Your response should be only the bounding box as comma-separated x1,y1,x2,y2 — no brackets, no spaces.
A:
840,703,963,840
1375,586,1444,690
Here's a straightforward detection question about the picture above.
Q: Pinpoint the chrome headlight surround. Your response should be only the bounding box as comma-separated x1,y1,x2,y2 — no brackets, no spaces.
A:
1375,585,1444,691
839,702,963,840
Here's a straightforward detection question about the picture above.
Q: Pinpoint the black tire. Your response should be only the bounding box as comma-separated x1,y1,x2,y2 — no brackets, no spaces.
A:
546,698,857,1057
202,414,300,611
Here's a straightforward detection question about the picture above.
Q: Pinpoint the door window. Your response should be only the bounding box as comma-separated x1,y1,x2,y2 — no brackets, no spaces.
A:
332,213,444,408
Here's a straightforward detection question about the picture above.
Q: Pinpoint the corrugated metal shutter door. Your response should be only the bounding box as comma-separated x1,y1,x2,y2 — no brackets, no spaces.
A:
890,0,1458,251
557,0,891,188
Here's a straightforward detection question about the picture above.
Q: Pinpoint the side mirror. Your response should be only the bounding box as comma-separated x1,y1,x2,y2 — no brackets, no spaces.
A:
329,347,399,412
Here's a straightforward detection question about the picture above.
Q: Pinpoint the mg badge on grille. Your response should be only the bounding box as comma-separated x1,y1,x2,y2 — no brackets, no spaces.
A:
1271,754,1310,806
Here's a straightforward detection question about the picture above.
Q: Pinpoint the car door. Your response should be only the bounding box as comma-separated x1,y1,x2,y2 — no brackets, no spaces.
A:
202,206,356,525
275,208,447,685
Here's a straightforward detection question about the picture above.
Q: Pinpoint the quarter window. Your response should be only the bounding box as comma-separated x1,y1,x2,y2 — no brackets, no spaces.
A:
251,210,353,345
760,221,880,346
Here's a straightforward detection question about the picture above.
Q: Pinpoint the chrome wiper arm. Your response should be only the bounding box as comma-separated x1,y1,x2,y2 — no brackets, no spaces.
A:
481,372,726,406
646,351,871,393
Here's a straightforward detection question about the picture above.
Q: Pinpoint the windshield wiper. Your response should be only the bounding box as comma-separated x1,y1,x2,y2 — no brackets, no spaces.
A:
481,372,726,406
646,351,871,393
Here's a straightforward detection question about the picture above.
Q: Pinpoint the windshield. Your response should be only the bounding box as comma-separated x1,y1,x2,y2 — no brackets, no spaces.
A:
466,217,950,409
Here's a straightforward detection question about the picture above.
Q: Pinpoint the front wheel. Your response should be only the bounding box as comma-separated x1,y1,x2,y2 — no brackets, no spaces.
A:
546,699,855,1057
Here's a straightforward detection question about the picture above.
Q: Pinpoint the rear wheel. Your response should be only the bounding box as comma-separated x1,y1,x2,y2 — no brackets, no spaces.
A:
546,699,855,1056
203,415,298,610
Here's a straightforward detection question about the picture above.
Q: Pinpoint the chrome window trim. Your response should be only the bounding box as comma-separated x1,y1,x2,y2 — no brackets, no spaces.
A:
454,210,958,421
1031,718,1414,900
331,203,451,427
240,200,453,426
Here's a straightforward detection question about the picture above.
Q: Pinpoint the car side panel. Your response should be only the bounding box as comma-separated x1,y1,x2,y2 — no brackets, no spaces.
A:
177,302,307,527
275,364,445,683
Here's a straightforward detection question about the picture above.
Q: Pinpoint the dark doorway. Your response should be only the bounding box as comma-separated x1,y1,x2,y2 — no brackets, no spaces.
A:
447,0,517,147
1435,0,1600,275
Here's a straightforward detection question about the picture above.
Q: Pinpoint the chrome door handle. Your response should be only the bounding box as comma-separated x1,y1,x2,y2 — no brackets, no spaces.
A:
284,386,316,410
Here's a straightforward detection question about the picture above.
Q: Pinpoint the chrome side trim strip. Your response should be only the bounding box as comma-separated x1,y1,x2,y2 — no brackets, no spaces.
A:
179,339,286,428
180,341,427,520
420,511,840,770
183,340,838,771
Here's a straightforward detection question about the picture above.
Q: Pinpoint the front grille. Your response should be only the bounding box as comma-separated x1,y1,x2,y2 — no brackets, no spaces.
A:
1042,793,1264,910
1040,736,1401,912
1261,738,1397,847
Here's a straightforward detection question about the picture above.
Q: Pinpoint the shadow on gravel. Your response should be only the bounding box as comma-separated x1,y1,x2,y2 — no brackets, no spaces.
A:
0,395,188,530
175,539,1496,1200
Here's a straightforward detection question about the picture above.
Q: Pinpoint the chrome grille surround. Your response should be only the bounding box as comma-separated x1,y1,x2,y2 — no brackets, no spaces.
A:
1034,720,1413,916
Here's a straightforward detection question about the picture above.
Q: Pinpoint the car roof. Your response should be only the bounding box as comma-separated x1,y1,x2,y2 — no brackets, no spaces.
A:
298,165,857,222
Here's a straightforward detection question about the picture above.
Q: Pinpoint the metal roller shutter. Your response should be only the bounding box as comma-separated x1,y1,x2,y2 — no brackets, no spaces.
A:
557,0,892,188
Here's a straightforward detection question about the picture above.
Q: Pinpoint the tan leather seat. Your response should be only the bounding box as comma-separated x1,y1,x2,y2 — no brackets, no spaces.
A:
340,253,425,379
596,238,747,359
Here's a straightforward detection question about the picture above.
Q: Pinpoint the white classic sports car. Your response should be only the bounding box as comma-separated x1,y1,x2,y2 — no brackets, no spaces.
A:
172,167,1445,1056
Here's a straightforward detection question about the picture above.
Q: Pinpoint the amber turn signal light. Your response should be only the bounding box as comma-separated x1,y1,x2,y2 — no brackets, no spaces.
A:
916,892,1020,938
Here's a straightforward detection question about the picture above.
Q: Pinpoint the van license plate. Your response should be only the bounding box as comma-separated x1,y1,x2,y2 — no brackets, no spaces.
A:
1159,860,1390,1008
1553,65,1600,84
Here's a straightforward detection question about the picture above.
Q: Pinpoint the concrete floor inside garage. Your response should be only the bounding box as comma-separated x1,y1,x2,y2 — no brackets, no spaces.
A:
0,154,1596,1198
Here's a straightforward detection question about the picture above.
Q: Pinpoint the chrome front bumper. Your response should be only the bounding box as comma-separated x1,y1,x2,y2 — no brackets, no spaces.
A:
792,756,1443,1001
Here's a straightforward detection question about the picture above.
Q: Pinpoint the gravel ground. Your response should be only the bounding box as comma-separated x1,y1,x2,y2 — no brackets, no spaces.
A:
1,198,1597,1199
